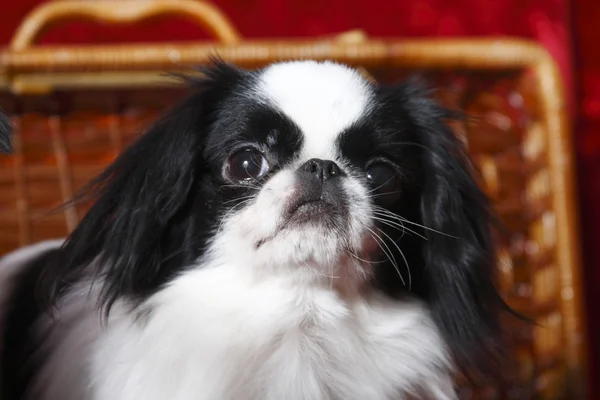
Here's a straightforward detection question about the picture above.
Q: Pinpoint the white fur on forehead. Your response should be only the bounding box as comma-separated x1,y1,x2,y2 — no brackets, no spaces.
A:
256,61,373,161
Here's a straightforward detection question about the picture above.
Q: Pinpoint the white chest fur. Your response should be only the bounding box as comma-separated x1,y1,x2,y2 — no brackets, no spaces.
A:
81,266,456,400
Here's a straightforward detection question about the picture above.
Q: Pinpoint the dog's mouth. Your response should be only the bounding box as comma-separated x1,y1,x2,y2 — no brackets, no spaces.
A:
285,198,338,225
254,198,343,249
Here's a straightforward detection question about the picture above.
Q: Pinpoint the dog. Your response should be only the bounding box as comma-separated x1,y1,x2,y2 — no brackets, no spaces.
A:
0,61,507,400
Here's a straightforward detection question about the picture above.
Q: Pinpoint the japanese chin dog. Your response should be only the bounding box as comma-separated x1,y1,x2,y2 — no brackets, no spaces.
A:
0,60,508,400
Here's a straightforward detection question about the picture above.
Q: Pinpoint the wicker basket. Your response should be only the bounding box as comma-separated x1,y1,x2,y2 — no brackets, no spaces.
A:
0,1,588,399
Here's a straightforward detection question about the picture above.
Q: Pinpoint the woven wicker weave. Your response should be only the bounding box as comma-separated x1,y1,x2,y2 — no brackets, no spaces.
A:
0,1,588,399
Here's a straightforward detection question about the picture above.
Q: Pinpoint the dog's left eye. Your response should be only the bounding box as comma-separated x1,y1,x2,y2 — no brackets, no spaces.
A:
366,163,399,196
226,148,270,181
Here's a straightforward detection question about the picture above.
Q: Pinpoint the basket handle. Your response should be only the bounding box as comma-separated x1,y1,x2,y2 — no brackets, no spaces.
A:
10,0,241,50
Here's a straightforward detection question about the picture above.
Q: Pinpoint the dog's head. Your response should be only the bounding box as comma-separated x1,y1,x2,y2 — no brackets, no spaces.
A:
48,60,506,377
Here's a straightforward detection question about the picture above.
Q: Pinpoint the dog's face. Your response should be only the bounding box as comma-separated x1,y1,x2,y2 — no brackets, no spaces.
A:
48,61,505,376
209,62,402,287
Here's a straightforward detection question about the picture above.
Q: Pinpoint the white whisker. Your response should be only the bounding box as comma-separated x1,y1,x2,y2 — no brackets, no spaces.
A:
376,227,412,290
372,214,427,241
347,250,385,265
373,206,457,238
223,195,257,205
365,226,406,287
368,191,403,198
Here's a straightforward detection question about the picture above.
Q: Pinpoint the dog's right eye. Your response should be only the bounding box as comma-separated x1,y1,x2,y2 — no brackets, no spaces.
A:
226,148,270,181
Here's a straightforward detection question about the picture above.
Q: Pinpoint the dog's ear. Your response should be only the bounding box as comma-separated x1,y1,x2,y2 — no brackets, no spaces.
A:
394,80,508,380
0,110,13,153
41,62,247,313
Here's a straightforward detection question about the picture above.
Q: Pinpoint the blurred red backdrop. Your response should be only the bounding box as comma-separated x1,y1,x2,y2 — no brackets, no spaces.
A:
0,0,597,395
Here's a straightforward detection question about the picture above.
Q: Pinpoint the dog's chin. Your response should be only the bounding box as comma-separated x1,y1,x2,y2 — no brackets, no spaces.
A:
250,212,376,288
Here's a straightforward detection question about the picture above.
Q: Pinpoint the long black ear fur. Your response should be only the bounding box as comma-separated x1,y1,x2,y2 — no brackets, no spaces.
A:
0,110,12,153
40,62,245,313
398,80,510,381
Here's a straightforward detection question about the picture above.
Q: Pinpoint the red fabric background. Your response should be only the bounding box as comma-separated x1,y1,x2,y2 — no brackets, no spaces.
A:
0,0,596,395
571,0,600,395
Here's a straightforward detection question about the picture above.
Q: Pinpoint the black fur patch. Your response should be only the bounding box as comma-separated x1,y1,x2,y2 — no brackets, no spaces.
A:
0,248,60,399
0,110,12,153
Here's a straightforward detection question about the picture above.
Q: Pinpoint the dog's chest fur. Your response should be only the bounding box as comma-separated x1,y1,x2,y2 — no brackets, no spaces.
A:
23,265,453,400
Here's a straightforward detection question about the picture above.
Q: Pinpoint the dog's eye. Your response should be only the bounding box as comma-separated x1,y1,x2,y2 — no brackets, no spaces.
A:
227,148,270,181
366,163,399,196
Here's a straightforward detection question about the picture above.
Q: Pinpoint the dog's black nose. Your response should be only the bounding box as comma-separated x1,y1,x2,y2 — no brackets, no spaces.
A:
299,158,342,182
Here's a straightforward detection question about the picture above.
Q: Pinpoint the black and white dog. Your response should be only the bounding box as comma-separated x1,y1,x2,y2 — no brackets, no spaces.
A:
0,61,507,400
